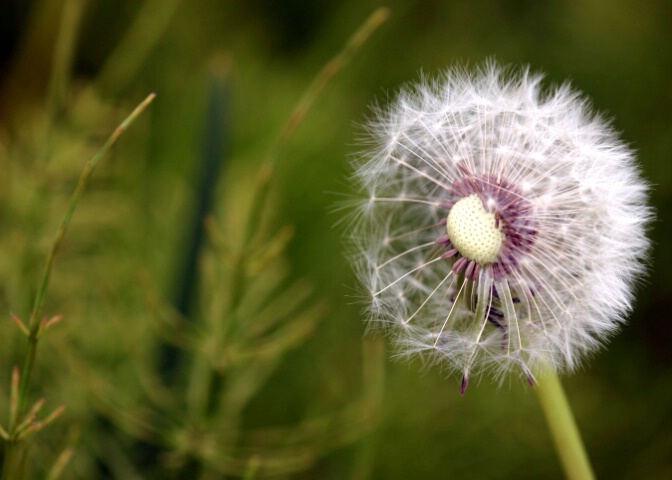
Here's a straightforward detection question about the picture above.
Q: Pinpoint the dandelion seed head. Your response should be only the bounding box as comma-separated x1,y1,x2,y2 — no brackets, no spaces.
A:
346,62,652,390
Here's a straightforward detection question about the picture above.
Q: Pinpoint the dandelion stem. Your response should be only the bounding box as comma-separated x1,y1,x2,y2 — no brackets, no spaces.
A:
535,369,595,480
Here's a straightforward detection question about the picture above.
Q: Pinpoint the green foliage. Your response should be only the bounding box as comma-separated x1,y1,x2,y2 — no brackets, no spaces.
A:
0,0,670,479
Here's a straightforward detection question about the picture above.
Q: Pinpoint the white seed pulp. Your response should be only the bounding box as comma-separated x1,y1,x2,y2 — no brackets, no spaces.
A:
446,194,504,265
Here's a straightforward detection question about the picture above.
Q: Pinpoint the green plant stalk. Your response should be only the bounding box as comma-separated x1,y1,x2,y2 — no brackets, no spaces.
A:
182,9,391,475
34,0,86,177
95,0,183,95
194,5,391,415
535,369,595,480
245,6,391,245
45,0,85,121
1,95,156,480
16,93,156,414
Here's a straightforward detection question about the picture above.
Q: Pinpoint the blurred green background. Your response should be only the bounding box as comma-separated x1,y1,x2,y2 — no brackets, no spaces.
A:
1,0,671,479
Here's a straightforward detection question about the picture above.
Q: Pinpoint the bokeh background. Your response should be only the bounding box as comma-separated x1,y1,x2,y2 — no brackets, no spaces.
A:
1,0,671,479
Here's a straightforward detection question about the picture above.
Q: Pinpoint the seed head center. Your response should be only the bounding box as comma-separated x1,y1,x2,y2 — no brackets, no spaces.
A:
446,194,504,265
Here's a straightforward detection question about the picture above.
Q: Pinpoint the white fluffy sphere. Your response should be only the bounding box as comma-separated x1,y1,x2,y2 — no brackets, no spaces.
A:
348,63,651,392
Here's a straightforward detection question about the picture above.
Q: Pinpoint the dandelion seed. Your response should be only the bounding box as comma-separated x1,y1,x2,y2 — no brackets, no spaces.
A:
348,62,651,393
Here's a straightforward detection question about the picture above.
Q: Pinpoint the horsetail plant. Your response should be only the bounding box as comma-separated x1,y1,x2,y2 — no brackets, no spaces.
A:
1,94,155,479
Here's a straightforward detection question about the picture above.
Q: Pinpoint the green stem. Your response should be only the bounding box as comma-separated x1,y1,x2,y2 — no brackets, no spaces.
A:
196,6,391,419
271,7,390,156
246,7,391,244
180,10,390,476
17,93,156,413
535,369,595,480
45,0,85,121
95,0,182,95
1,94,155,480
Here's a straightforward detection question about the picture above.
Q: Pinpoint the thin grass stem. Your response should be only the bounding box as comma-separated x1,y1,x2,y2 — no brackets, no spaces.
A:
95,0,182,95
45,0,85,120
244,7,391,246
184,9,390,476
1,93,155,480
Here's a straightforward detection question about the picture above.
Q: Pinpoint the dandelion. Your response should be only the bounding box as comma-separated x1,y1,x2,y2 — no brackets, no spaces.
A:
348,63,650,394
